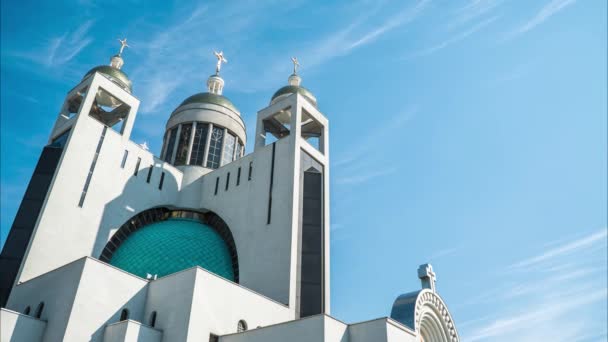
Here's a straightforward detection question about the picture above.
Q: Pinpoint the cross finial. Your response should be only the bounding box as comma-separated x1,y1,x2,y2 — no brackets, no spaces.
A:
418,263,437,293
117,38,129,56
213,51,227,75
291,56,300,75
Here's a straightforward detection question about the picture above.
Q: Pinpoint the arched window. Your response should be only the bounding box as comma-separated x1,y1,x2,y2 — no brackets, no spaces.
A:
149,311,157,327
23,306,31,315
237,320,248,333
120,308,129,321
35,302,45,319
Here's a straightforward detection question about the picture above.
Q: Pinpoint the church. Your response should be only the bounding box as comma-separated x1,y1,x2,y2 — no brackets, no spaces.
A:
0,40,460,342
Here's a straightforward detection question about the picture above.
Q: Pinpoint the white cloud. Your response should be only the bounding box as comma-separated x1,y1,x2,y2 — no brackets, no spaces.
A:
459,227,607,342
451,0,503,28
334,108,417,168
10,20,95,67
513,0,578,36
406,15,498,58
335,167,398,186
509,228,608,269
302,0,430,70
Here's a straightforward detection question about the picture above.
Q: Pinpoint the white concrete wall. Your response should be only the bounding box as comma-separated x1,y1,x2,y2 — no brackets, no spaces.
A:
349,318,416,342
197,137,295,305
187,267,294,341
386,319,417,342
6,257,86,342
103,320,162,342
219,314,325,342
324,316,349,342
0,308,46,342
143,267,198,341
64,258,148,342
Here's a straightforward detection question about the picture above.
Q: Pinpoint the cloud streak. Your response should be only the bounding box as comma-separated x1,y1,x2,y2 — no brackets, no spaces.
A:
513,0,578,36
10,20,95,67
406,15,498,58
509,228,607,269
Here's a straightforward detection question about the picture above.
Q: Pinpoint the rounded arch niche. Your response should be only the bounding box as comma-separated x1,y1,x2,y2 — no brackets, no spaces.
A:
99,207,239,282
415,290,459,342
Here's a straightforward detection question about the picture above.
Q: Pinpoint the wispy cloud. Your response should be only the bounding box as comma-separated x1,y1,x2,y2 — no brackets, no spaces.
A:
450,0,503,28
466,288,606,341
302,0,430,69
406,15,498,58
10,20,95,67
459,227,608,341
334,108,417,168
335,167,398,186
509,228,608,269
512,0,578,36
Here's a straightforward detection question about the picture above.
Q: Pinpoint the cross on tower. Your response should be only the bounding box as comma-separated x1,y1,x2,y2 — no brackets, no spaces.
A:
418,263,437,293
117,38,129,56
291,57,300,75
214,51,227,75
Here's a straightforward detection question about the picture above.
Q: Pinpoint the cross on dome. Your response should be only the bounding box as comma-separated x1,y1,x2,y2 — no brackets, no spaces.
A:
214,51,227,75
117,38,129,56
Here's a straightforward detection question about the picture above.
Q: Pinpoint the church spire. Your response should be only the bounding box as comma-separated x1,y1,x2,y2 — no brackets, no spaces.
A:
110,38,129,70
207,50,227,95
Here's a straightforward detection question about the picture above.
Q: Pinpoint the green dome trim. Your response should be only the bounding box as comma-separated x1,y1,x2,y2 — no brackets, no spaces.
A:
108,218,235,281
83,65,132,93
271,85,317,107
178,92,239,114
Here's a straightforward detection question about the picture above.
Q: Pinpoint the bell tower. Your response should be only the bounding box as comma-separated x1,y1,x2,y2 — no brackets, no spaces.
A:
0,40,140,305
255,59,330,317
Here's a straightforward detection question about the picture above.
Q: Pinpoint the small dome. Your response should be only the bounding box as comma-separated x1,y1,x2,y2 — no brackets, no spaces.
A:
109,218,235,280
270,73,317,107
83,65,132,93
178,92,240,114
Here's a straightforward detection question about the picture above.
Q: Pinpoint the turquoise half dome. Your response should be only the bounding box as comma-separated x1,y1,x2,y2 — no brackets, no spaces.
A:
109,218,235,281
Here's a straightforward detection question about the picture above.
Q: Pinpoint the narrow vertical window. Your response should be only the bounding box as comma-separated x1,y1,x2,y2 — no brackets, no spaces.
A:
35,302,45,319
214,177,219,195
159,172,165,190
237,167,241,186
189,123,208,166
225,172,230,191
146,165,153,183
149,311,157,327
163,127,178,163
174,123,193,166
237,320,248,332
79,127,106,207
134,157,141,176
120,309,129,321
222,133,236,166
121,150,129,168
248,161,253,181
206,127,224,169
235,141,243,160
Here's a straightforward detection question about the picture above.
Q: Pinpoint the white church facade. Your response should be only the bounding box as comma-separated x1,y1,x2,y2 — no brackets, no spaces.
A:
0,42,460,342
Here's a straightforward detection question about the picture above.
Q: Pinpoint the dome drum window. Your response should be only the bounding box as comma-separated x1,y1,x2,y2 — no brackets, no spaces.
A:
161,122,243,169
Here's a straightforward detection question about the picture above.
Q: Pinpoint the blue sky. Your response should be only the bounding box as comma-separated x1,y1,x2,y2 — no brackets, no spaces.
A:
1,0,606,340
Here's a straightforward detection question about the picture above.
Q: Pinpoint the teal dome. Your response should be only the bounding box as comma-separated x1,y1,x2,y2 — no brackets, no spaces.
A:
109,218,235,280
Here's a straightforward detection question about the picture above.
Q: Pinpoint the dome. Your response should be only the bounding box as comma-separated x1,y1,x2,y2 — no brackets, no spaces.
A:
108,218,235,280
83,65,132,93
178,92,239,115
271,85,317,107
